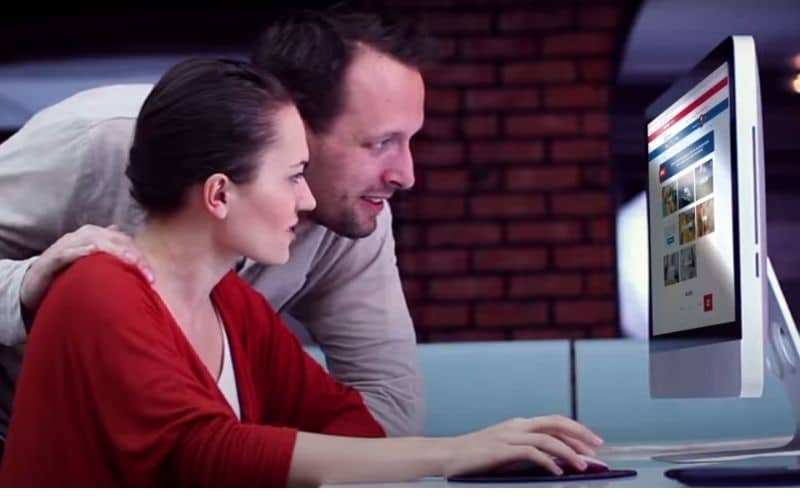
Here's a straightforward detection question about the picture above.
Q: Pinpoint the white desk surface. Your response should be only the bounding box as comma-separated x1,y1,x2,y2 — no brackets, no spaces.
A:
330,436,799,487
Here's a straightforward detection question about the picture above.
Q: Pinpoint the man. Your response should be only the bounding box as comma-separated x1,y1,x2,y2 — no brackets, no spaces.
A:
0,9,430,447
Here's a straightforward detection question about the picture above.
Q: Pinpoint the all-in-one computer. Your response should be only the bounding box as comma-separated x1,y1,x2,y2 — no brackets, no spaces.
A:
645,35,800,463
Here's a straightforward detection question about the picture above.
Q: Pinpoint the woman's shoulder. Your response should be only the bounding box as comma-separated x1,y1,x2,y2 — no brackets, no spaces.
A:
46,252,156,314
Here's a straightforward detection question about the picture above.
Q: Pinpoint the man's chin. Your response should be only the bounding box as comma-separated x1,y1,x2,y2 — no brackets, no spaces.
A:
308,208,378,239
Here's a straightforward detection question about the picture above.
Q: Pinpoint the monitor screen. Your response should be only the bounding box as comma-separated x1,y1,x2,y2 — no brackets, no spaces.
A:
647,62,737,338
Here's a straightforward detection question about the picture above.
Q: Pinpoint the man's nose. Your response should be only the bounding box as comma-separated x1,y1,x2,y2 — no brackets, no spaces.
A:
383,143,415,190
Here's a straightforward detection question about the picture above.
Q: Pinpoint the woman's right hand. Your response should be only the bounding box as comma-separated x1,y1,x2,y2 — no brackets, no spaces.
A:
441,415,604,477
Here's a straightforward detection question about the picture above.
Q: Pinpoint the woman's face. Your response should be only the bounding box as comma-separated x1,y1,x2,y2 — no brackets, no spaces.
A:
223,104,316,265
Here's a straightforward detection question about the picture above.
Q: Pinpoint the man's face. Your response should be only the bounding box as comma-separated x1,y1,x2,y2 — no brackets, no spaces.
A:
304,46,425,238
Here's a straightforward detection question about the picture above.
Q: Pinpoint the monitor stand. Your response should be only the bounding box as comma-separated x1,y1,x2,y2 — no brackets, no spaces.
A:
655,258,800,463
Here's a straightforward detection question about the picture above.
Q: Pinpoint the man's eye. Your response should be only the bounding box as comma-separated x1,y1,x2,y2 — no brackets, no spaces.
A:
372,138,393,150
291,173,305,183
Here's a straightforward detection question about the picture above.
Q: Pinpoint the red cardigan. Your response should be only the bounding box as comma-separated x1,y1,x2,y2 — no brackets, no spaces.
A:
0,254,384,486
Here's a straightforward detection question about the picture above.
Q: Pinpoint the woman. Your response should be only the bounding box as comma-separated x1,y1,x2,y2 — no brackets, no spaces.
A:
0,59,601,486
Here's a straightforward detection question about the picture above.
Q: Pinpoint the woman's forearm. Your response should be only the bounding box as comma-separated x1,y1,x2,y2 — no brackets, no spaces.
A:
286,415,605,486
287,432,452,486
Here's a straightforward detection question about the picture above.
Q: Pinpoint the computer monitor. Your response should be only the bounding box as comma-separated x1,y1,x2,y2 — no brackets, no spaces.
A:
645,35,800,462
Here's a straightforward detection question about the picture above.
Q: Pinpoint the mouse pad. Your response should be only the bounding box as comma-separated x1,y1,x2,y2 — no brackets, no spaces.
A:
448,469,638,483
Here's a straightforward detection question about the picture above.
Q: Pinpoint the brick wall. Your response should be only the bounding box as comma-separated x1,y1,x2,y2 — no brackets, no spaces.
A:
379,0,630,342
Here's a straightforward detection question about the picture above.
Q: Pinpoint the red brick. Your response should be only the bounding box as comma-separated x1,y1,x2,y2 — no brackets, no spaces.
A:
551,191,611,215
459,37,538,59
425,88,460,114
551,139,609,161
434,38,458,59
400,195,466,221
580,59,612,82
578,6,622,29
426,63,496,86
582,164,612,187
545,85,608,109
473,248,549,272
455,0,537,6
463,114,499,138
428,223,502,246
401,278,424,302
470,141,544,163
386,0,454,6
510,273,582,297
513,328,587,340
555,300,616,325
412,141,465,166
499,8,572,32
542,33,614,56
582,112,609,135
425,170,469,193
399,250,468,275
590,216,611,241
421,117,458,139
471,167,502,191
586,271,614,296
471,194,546,218
465,89,540,111
503,61,576,84
507,221,583,243
422,12,493,34
413,304,470,328
506,165,581,191
390,195,414,220
505,114,580,137
430,277,504,300
591,326,619,338
427,330,507,342
476,302,548,327
394,224,424,248
554,245,613,270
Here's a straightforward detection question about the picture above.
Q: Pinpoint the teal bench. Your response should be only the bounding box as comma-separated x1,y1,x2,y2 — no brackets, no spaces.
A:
306,340,572,437
574,339,793,444
308,338,793,443
418,341,572,436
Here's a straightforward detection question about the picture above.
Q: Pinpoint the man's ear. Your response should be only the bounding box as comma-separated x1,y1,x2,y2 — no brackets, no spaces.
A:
203,173,231,219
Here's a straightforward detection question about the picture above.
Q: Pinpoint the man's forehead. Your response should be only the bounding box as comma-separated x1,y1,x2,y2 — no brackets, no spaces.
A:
345,47,422,101
335,46,425,132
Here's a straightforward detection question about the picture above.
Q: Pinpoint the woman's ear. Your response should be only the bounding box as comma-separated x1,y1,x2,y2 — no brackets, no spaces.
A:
203,173,231,219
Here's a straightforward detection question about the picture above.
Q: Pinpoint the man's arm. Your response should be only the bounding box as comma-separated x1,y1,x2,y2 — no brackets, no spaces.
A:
0,90,153,345
287,205,425,436
0,258,37,345
0,109,96,344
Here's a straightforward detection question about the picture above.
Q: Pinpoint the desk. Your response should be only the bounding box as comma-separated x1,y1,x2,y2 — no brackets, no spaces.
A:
330,437,798,487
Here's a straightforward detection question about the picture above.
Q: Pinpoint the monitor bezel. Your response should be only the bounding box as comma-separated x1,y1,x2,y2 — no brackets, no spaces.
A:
645,37,742,344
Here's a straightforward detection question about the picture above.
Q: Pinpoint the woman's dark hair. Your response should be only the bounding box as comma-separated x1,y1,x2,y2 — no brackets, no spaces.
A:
126,58,293,215
251,7,435,134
